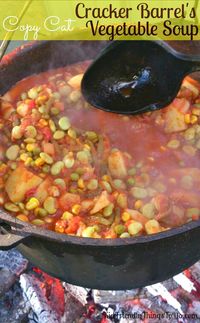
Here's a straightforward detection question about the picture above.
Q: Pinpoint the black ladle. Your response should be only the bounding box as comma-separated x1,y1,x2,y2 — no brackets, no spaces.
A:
81,41,200,115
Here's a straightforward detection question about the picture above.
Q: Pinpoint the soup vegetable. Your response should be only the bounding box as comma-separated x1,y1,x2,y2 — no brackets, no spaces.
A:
1,61,200,239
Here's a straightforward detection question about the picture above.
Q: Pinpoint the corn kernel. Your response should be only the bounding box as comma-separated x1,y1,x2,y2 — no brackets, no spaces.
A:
184,114,191,124
24,157,33,166
20,153,29,161
191,115,198,124
122,212,131,222
102,175,110,182
35,157,45,167
26,143,36,152
26,197,40,210
71,204,81,215
135,200,143,209
38,118,48,127
78,178,85,189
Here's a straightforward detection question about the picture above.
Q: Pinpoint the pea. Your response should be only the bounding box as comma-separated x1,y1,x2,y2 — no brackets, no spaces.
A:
128,167,137,176
42,165,50,173
77,151,88,163
75,167,85,175
28,88,38,99
32,219,45,226
142,203,155,219
87,179,98,190
167,139,180,149
181,175,193,190
6,145,20,160
131,187,148,199
127,178,135,186
58,116,71,130
25,126,37,138
37,208,48,217
70,173,79,181
63,155,74,168
53,130,65,140
113,179,126,190
51,161,64,176
114,224,126,235
40,152,53,164
186,208,200,218
128,221,143,235
4,202,20,212
11,126,22,139
43,197,57,214
103,203,114,217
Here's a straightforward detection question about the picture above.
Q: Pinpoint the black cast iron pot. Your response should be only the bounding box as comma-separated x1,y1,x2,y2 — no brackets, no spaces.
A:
0,41,200,290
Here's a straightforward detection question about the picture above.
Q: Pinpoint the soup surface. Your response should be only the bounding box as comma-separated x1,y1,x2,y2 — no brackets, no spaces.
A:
1,61,200,238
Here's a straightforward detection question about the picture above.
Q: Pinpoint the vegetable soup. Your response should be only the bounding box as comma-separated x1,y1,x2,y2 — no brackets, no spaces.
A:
1,61,200,238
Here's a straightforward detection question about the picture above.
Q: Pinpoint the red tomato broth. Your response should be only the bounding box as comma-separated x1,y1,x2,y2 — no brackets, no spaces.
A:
1,60,200,238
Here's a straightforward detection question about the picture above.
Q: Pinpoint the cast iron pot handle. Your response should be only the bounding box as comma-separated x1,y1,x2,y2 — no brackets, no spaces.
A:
0,224,29,249
0,210,31,250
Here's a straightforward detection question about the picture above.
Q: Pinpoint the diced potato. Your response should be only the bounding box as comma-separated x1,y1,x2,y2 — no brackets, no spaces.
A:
164,105,187,133
152,194,170,213
59,192,81,211
0,99,14,119
67,74,83,89
108,150,127,178
34,178,51,203
90,191,110,214
145,219,161,234
5,166,42,203
182,79,199,98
